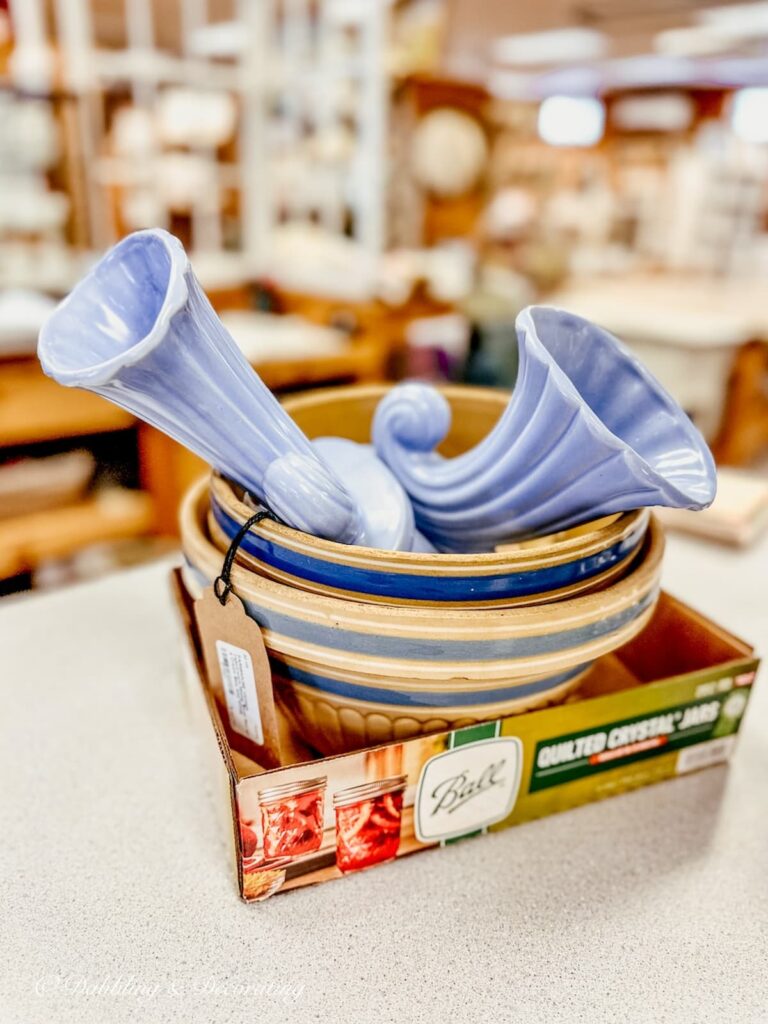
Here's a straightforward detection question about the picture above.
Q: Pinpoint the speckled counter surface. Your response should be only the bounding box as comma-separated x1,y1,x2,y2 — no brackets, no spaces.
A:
2,533,767,1024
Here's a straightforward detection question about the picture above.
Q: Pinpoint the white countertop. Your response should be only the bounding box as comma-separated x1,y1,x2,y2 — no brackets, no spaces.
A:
2,533,767,1024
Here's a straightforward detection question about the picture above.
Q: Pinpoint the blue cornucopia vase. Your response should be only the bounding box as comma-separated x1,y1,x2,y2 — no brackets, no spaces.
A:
37,229,364,544
372,305,717,552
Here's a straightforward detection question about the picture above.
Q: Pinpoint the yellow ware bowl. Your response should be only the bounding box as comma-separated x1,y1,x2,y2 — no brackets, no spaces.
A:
181,479,664,754
275,670,592,756
209,384,650,608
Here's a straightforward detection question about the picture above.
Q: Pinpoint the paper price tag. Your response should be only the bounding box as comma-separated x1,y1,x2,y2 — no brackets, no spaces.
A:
216,640,264,745
194,586,282,768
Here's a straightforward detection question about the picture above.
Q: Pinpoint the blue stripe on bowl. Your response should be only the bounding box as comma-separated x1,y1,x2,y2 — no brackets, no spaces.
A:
183,559,658,661
271,660,589,707
210,496,645,602
241,586,657,661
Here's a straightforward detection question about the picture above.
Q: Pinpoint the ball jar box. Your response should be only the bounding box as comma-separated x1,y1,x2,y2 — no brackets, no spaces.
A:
171,570,759,904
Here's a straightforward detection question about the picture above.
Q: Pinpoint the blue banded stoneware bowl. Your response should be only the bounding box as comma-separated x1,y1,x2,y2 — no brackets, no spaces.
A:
181,479,663,754
208,385,650,608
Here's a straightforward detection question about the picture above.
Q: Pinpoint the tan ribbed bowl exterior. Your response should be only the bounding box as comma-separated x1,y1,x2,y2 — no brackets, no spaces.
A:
274,669,592,755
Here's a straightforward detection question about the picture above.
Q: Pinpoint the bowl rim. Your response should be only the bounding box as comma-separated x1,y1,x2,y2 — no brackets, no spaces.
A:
211,471,649,573
206,508,637,608
182,477,664,633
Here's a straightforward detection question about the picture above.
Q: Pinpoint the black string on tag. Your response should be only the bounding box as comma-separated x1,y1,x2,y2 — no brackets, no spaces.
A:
214,509,277,606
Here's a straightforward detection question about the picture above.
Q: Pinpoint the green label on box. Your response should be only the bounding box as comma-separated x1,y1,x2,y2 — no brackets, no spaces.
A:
529,688,751,792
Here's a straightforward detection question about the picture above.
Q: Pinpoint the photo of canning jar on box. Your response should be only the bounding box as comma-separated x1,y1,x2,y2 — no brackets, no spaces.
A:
258,777,327,860
333,776,407,873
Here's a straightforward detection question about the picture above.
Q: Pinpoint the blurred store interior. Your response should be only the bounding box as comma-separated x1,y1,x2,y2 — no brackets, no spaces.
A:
2,0,768,594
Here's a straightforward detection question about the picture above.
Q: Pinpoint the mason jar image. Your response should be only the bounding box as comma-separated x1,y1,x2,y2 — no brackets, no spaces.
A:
333,776,407,873
258,777,327,859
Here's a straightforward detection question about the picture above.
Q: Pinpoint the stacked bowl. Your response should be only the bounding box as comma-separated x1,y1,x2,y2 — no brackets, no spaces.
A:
181,385,664,756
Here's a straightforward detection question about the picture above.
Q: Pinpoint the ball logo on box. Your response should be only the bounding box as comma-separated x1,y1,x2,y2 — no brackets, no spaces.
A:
415,737,523,843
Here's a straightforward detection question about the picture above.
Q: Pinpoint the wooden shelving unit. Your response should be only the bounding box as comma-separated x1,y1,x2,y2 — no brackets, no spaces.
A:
0,356,156,584
0,359,134,446
0,489,155,579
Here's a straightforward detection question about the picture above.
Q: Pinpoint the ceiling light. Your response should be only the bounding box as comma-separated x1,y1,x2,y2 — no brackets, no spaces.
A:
537,96,605,147
731,87,768,143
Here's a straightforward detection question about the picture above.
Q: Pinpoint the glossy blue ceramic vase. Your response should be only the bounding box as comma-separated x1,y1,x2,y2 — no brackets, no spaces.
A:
37,229,416,549
373,306,717,552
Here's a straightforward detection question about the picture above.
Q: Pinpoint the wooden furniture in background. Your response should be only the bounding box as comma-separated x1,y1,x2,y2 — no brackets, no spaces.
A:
0,490,155,580
712,341,768,467
0,356,156,580
549,275,768,465
0,359,134,444
274,282,455,378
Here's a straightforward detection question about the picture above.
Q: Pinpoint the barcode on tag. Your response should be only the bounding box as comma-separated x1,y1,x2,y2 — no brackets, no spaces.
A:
676,737,736,775
215,640,264,744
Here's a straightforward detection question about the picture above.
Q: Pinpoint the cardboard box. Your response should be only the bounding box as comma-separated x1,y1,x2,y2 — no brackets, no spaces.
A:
172,571,759,903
